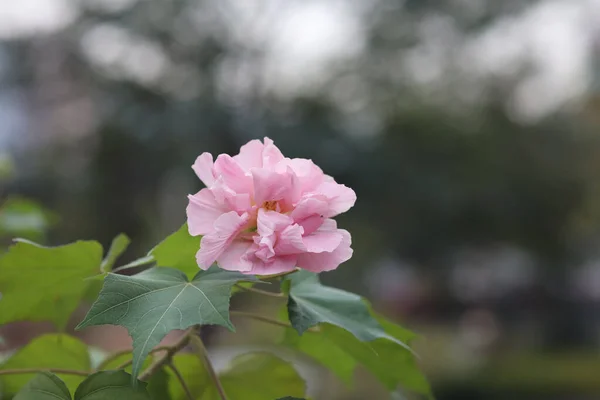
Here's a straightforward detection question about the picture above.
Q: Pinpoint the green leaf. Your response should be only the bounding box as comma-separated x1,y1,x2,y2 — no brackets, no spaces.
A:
147,369,171,400
285,271,409,349
0,197,57,240
283,316,432,397
76,267,258,381
169,352,306,400
150,223,201,279
74,370,151,399
276,398,306,400
100,233,130,272
0,239,103,329
14,372,71,400
0,334,91,396
167,354,208,399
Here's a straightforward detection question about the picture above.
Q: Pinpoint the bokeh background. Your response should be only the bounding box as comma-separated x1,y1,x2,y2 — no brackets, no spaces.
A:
2,0,600,399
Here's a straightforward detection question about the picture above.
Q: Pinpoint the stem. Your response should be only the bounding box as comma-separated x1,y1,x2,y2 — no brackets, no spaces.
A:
138,328,194,381
234,284,285,298
259,268,299,281
112,255,155,273
230,311,293,329
189,333,229,400
230,311,319,332
167,362,195,400
96,346,171,372
0,368,89,377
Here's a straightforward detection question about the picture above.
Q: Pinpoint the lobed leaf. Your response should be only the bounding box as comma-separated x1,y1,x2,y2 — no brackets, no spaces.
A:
149,223,201,279
283,271,432,397
13,372,71,400
0,240,103,329
0,334,91,396
76,267,258,381
168,352,306,400
100,233,131,272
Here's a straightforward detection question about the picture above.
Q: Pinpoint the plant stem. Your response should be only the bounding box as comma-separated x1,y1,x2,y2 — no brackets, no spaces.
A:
260,268,299,281
0,368,89,377
138,328,194,381
167,362,195,400
230,311,319,332
189,333,229,400
234,284,286,298
95,345,171,372
230,311,292,329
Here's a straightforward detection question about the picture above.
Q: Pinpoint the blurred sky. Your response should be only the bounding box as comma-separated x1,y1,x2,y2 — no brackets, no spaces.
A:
2,0,600,153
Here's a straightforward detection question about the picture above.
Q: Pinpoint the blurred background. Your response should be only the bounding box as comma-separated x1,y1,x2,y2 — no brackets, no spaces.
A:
2,0,600,399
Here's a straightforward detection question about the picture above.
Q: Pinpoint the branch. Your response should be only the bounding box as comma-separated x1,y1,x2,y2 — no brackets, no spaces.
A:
230,311,320,332
234,284,286,298
0,368,89,377
167,362,195,400
138,328,194,381
189,333,229,400
95,346,171,372
259,268,300,281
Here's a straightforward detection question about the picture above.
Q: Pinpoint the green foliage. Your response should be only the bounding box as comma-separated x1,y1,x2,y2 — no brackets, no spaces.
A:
14,371,152,400
73,371,151,399
149,223,201,278
283,271,431,397
0,239,103,329
76,267,258,380
168,352,306,400
286,271,409,348
0,334,91,396
100,234,130,272
13,372,71,400
0,197,57,241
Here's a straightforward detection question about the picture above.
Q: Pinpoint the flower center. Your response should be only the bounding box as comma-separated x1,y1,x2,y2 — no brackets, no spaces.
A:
262,200,278,211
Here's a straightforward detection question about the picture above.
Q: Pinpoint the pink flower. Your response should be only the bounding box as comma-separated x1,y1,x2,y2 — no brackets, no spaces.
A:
186,137,356,275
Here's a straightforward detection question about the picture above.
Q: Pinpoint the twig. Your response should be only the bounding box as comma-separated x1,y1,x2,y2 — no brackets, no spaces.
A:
259,268,300,281
234,284,286,298
95,346,171,372
0,368,89,377
189,333,229,400
230,311,294,329
167,362,195,400
138,328,194,381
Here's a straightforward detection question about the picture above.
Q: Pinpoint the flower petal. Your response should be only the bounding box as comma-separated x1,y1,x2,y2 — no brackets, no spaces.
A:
186,189,227,236
296,228,352,272
215,239,254,272
249,254,298,275
262,137,285,168
192,152,216,187
252,168,295,206
275,224,306,255
316,181,357,217
196,211,250,269
213,154,253,194
234,139,264,170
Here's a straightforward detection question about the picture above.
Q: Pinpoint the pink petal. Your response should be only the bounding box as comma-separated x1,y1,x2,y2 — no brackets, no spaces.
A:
290,197,328,234
302,229,343,253
249,254,298,275
211,178,252,213
186,189,227,236
192,153,216,187
275,224,306,255
256,209,292,237
196,211,250,269
215,239,254,272
296,228,352,272
213,154,253,194
262,137,285,168
286,158,325,193
316,181,357,217
252,168,295,206
234,139,264,170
